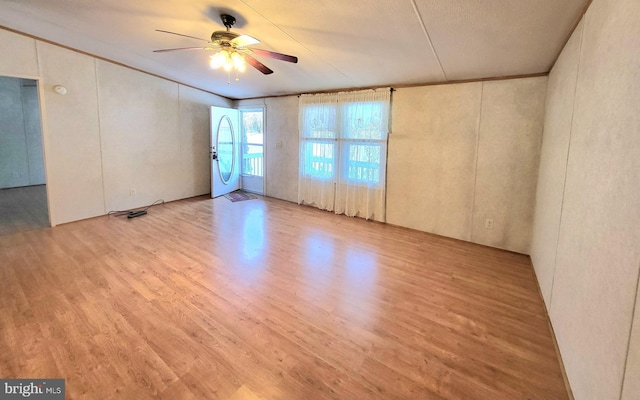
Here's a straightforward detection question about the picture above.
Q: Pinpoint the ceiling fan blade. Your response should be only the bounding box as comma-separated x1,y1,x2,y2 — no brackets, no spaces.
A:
250,48,298,63
230,34,260,48
153,47,205,53
155,29,208,42
245,54,273,75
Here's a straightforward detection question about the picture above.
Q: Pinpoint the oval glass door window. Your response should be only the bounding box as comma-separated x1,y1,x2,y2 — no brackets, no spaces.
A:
217,116,234,183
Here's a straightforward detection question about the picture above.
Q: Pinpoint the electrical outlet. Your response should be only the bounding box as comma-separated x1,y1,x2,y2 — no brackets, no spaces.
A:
485,219,494,229
276,140,283,148
129,189,136,197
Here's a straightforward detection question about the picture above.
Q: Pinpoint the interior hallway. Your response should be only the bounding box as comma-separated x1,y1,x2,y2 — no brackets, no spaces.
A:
0,185,49,236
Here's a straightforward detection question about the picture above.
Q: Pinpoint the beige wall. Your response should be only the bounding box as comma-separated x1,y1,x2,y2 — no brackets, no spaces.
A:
263,96,299,202
386,83,481,241
240,78,546,254
178,85,218,199
236,96,299,203
0,29,38,78
388,77,546,254
97,60,181,212
37,42,105,223
530,0,640,399
530,19,583,306
0,28,231,225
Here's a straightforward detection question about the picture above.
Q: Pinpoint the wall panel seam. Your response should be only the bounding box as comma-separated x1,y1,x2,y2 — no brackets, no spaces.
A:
549,20,585,310
469,83,483,242
619,259,640,400
177,85,184,198
93,59,108,215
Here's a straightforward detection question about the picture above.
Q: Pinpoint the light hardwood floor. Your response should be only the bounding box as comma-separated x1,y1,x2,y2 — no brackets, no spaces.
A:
0,185,49,236
0,195,568,399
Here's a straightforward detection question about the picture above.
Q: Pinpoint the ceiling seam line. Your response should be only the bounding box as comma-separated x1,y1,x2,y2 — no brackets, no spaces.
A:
409,0,447,81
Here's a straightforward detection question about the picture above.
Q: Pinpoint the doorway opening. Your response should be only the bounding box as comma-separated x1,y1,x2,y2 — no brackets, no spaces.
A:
240,108,264,195
0,76,49,235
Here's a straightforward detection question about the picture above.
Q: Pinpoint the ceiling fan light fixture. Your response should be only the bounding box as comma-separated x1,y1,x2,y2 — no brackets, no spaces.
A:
156,13,297,79
210,51,228,69
210,50,246,73
231,52,246,72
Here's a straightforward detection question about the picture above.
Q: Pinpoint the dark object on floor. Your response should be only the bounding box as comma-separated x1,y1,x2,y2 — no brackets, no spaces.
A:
127,210,147,218
108,199,165,218
224,190,257,202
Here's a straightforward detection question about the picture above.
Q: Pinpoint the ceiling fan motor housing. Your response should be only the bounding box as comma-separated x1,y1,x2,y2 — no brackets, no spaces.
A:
220,14,236,29
211,30,239,43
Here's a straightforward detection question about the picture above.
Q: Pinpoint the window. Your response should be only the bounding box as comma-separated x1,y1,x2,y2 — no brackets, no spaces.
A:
300,98,388,186
340,100,387,185
304,141,335,179
344,143,381,184
300,103,337,180
298,89,391,222
240,109,264,177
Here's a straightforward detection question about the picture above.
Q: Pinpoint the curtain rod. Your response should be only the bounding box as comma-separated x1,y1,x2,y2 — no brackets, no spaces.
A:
297,87,394,98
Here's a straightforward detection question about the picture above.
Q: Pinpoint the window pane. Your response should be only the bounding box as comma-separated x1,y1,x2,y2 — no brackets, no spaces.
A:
242,111,263,143
304,141,334,179
241,110,264,177
243,144,263,177
342,101,386,140
302,105,337,139
217,117,234,183
346,144,380,184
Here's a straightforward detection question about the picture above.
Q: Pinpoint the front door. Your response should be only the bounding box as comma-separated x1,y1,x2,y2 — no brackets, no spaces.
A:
211,106,240,197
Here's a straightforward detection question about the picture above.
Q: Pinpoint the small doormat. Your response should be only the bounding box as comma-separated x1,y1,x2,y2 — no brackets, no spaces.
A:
224,190,257,202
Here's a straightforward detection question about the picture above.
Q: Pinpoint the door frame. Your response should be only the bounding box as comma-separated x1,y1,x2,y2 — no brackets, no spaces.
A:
0,73,53,226
238,105,266,195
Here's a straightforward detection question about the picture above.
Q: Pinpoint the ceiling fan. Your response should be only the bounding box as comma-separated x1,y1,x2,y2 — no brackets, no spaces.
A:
154,14,298,76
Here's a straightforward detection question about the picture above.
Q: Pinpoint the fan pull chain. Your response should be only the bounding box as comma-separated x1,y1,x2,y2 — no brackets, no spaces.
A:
225,70,240,83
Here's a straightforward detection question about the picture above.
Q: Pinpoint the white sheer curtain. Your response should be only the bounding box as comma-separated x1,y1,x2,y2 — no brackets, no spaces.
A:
298,88,391,222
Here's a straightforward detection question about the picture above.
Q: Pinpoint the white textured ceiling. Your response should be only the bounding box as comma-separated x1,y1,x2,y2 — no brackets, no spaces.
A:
0,0,589,100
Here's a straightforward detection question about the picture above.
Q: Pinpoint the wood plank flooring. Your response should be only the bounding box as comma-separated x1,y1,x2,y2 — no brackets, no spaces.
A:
0,185,49,236
0,195,569,399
